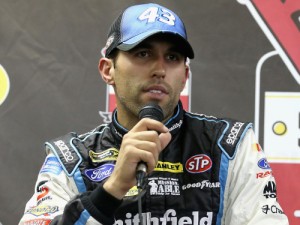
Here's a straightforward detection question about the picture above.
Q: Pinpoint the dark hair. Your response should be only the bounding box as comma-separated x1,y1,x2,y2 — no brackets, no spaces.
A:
107,49,119,68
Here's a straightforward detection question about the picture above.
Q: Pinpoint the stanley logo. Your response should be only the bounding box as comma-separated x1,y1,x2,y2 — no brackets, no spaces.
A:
154,161,183,173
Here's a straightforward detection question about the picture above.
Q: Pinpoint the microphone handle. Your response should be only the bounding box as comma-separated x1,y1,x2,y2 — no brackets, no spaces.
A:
136,103,164,189
136,162,147,189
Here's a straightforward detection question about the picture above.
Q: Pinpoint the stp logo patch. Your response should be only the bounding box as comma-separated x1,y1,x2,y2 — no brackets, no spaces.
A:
185,154,212,173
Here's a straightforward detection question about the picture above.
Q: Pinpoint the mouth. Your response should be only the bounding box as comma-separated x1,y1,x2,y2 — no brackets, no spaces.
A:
143,85,169,100
144,85,168,94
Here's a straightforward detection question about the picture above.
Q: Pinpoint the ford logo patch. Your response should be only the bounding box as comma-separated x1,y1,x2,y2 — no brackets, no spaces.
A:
84,164,114,182
258,158,271,170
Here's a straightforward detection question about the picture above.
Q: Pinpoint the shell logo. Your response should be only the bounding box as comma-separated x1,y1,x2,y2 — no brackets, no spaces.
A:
0,65,10,106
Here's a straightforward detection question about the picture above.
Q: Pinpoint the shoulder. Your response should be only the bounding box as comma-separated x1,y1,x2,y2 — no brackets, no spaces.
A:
184,112,253,159
44,124,109,176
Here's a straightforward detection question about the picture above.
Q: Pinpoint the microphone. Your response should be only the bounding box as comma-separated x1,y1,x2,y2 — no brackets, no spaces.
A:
136,103,164,189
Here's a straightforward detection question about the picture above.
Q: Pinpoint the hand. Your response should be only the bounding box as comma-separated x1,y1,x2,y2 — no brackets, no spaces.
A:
103,118,171,199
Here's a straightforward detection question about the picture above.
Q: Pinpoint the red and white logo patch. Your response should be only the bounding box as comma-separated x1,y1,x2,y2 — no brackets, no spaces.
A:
185,154,212,173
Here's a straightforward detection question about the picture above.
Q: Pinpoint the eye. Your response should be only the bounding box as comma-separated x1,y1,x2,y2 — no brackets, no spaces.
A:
136,49,151,58
167,52,183,62
167,54,178,61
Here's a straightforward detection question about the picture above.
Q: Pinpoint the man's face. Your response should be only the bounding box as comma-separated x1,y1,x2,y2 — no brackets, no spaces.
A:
110,36,189,122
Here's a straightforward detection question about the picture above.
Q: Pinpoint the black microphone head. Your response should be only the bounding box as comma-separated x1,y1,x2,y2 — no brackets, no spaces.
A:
138,103,164,122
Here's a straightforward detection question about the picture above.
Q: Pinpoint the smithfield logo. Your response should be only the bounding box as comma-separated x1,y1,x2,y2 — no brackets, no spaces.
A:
258,158,271,170
113,210,212,225
185,154,212,173
85,164,114,182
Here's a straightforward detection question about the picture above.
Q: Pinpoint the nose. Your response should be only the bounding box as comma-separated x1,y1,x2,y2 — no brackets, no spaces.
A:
152,56,166,79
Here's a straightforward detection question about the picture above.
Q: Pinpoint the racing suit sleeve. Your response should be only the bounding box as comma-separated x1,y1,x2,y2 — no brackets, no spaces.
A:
221,128,289,224
18,153,122,225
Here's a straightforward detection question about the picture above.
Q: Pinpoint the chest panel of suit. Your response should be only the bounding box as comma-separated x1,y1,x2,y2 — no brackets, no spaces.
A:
115,120,222,222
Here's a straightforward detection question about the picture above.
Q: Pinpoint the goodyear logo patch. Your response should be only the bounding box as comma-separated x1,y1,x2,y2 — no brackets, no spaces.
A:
154,161,183,173
89,148,119,163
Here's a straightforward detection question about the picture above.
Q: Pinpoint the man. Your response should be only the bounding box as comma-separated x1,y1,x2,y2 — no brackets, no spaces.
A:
19,3,289,225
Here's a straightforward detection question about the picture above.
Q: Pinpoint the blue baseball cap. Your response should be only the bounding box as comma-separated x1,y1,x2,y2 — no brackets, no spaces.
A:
104,3,194,59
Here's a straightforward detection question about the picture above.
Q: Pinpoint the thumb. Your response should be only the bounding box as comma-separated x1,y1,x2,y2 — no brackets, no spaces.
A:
159,132,172,150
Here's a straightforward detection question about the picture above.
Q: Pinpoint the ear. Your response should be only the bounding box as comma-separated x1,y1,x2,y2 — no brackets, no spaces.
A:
181,65,190,91
98,57,115,85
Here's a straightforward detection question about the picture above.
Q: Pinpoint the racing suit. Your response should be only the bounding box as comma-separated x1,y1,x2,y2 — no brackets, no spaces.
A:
19,101,289,225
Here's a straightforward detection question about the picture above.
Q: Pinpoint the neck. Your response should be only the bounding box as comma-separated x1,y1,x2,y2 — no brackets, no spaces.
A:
115,107,140,130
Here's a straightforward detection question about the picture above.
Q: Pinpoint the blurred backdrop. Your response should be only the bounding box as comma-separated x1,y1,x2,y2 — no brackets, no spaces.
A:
0,0,299,224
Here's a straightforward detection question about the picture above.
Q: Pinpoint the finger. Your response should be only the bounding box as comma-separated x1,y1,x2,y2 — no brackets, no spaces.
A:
135,140,161,161
120,137,160,163
131,118,169,134
125,130,159,142
136,148,157,172
159,132,172,150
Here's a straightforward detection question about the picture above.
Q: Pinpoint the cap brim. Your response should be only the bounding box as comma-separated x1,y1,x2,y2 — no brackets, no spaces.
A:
117,30,194,59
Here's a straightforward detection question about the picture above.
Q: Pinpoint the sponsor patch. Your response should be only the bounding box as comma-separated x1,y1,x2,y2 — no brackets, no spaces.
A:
148,177,180,196
24,219,51,225
125,186,139,197
40,157,62,175
226,122,244,145
89,148,119,163
185,154,212,173
168,119,183,132
84,163,114,182
53,140,74,163
262,205,284,214
114,210,213,225
154,161,183,173
25,205,59,216
256,170,272,179
37,186,49,201
36,185,52,206
258,158,271,170
263,181,277,199
182,180,220,190
37,195,52,206
252,143,262,152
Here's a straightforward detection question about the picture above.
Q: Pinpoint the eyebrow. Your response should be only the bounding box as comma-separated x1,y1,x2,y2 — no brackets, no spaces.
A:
131,41,184,55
